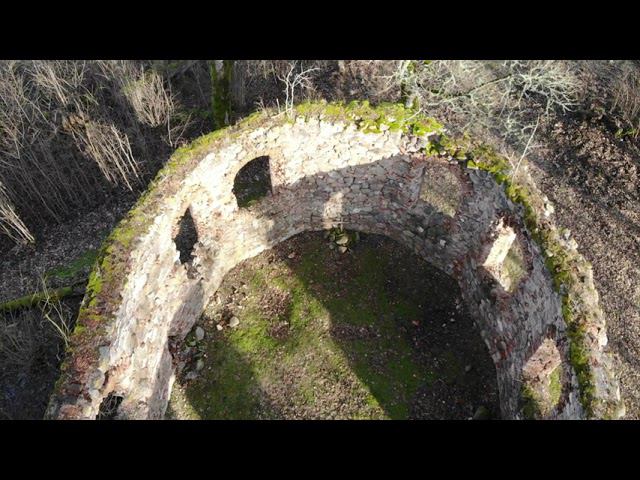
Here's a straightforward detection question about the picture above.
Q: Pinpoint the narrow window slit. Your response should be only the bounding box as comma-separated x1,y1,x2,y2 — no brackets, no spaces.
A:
174,208,198,266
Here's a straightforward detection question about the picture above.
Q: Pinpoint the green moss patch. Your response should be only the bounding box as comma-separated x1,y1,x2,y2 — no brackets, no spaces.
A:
0,286,75,313
521,365,564,420
501,240,527,293
294,100,443,137
45,249,98,281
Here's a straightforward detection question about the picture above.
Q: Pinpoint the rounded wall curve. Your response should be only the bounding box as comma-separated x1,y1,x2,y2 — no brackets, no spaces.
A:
46,103,623,420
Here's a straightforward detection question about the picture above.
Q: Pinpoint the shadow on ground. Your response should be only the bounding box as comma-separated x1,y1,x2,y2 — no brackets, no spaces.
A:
168,231,499,420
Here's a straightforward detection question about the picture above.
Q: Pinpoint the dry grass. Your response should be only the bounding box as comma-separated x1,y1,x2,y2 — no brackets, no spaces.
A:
0,277,77,418
2,59,637,249
611,63,640,137
0,182,33,244
0,60,191,246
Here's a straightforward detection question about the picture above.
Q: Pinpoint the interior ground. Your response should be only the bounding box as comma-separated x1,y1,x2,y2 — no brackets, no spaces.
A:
165,231,499,420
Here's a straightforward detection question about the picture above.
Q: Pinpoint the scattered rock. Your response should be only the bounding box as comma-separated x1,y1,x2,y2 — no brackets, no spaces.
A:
338,245,348,254
196,359,205,371
195,327,205,341
465,365,472,373
335,235,350,246
216,324,223,331
288,252,296,259
229,316,240,328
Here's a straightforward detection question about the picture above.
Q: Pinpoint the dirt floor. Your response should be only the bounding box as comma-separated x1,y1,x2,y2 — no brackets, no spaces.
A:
166,231,499,420
0,195,136,303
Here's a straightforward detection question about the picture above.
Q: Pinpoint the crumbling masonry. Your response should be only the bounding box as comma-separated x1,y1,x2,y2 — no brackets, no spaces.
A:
46,102,624,420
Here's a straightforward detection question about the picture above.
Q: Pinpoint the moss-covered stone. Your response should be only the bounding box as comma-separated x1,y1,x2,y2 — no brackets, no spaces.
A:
0,286,75,313
293,100,443,136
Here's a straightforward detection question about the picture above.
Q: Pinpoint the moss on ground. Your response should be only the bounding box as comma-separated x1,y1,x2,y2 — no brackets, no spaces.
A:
521,384,539,420
45,249,98,281
0,286,74,313
172,233,494,420
549,365,562,406
501,241,527,292
181,240,428,419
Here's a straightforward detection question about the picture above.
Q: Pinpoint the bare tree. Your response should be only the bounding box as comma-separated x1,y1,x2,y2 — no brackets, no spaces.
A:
387,60,581,161
611,62,640,138
0,60,191,246
66,118,141,190
276,61,320,115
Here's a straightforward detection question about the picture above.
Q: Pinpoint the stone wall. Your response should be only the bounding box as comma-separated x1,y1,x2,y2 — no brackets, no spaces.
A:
46,104,623,419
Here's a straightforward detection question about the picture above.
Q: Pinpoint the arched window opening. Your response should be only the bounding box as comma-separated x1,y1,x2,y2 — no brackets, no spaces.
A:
233,156,272,208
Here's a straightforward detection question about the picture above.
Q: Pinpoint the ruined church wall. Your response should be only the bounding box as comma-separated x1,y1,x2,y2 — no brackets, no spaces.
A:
46,107,621,420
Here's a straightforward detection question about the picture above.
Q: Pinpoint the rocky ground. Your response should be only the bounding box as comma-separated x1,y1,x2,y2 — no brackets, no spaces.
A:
166,231,499,420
